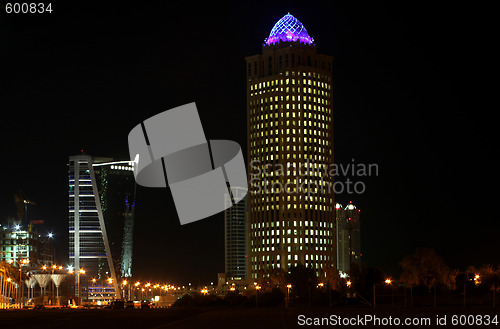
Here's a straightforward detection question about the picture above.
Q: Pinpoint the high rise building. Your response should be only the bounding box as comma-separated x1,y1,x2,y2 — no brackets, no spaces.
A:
246,13,335,279
335,202,361,274
68,154,136,302
224,187,248,280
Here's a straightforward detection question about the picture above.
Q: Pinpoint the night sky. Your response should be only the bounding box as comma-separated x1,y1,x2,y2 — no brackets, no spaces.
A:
1,2,495,284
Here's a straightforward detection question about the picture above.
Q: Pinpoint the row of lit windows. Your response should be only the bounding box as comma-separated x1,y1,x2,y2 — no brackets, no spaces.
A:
249,181,334,194
250,78,331,89
249,153,331,162
251,244,332,253
251,238,333,247
251,109,331,122
252,254,332,262
250,72,332,90
250,144,329,156
251,128,330,139
250,204,335,212
251,195,332,205
252,231,332,240
251,87,331,99
251,220,333,230
251,263,329,272
250,138,329,150
249,96,330,108
250,102,331,116
252,120,329,132
251,178,331,190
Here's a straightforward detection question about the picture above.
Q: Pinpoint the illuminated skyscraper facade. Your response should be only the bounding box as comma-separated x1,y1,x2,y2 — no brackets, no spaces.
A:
224,187,248,280
246,14,335,279
68,154,136,302
335,202,361,274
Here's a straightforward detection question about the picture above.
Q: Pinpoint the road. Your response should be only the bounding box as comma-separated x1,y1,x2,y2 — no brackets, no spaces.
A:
1,306,498,328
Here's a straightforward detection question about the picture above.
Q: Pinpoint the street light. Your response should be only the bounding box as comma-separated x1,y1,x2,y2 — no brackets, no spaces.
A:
286,284,292,308
373,278,394,308
76,268,85,305
18,259,29,308
122,280,129,300
255,285,261,308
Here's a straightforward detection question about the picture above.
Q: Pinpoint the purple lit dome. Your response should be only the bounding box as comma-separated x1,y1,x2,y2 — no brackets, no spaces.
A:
265,13,313,45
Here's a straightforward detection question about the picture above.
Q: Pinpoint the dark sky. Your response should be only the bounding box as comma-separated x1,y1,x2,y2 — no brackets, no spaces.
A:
1,2,496,284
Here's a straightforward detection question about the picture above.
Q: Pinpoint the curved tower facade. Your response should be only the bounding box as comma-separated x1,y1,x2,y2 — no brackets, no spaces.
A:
246,14,335,279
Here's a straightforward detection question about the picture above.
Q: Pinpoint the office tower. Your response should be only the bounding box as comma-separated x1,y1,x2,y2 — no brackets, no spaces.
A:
246,13,335,279
335,202,361,274
92,161,136,279
224,187,248,280
68,154,136,302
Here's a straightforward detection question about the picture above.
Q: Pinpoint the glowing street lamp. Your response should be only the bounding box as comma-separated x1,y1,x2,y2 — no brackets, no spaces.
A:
134,281,140,299
286,284,292,308
76,268,85,305
346,281,352,287
122,280,129,300
18,259,29,307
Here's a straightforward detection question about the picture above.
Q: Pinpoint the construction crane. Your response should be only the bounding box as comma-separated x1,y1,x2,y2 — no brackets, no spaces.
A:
13,190,36,229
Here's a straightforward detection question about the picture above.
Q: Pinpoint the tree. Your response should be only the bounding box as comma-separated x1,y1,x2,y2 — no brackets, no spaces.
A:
399,248,449,289
324,263,341,291
286,264,318,303
256,268,287,291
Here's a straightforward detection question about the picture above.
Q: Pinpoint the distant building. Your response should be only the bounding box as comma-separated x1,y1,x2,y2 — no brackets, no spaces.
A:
224,187,248,280
335,202,361,273
68,154,136,302
0,224,55,267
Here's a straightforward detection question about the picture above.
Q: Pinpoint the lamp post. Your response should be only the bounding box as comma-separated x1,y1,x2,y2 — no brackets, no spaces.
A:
373,278,393,308
255,285,261,308
122,280,128,300
91,278,96,301
134,282,140,301
107,277,113,302
77,268,85,305
286,284,292,309
18,259,29,307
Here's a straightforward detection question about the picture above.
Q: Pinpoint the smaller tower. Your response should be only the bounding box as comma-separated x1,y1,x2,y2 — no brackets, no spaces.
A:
224,187,248,280
335,202,361,274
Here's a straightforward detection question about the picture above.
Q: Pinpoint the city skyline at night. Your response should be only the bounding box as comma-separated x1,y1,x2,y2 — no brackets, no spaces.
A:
1,2,495,287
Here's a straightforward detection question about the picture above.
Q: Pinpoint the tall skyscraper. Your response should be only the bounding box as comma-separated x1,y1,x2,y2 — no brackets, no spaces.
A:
335,202,361,274
246,13,335,279
224,187,248,280
68,154,136,302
